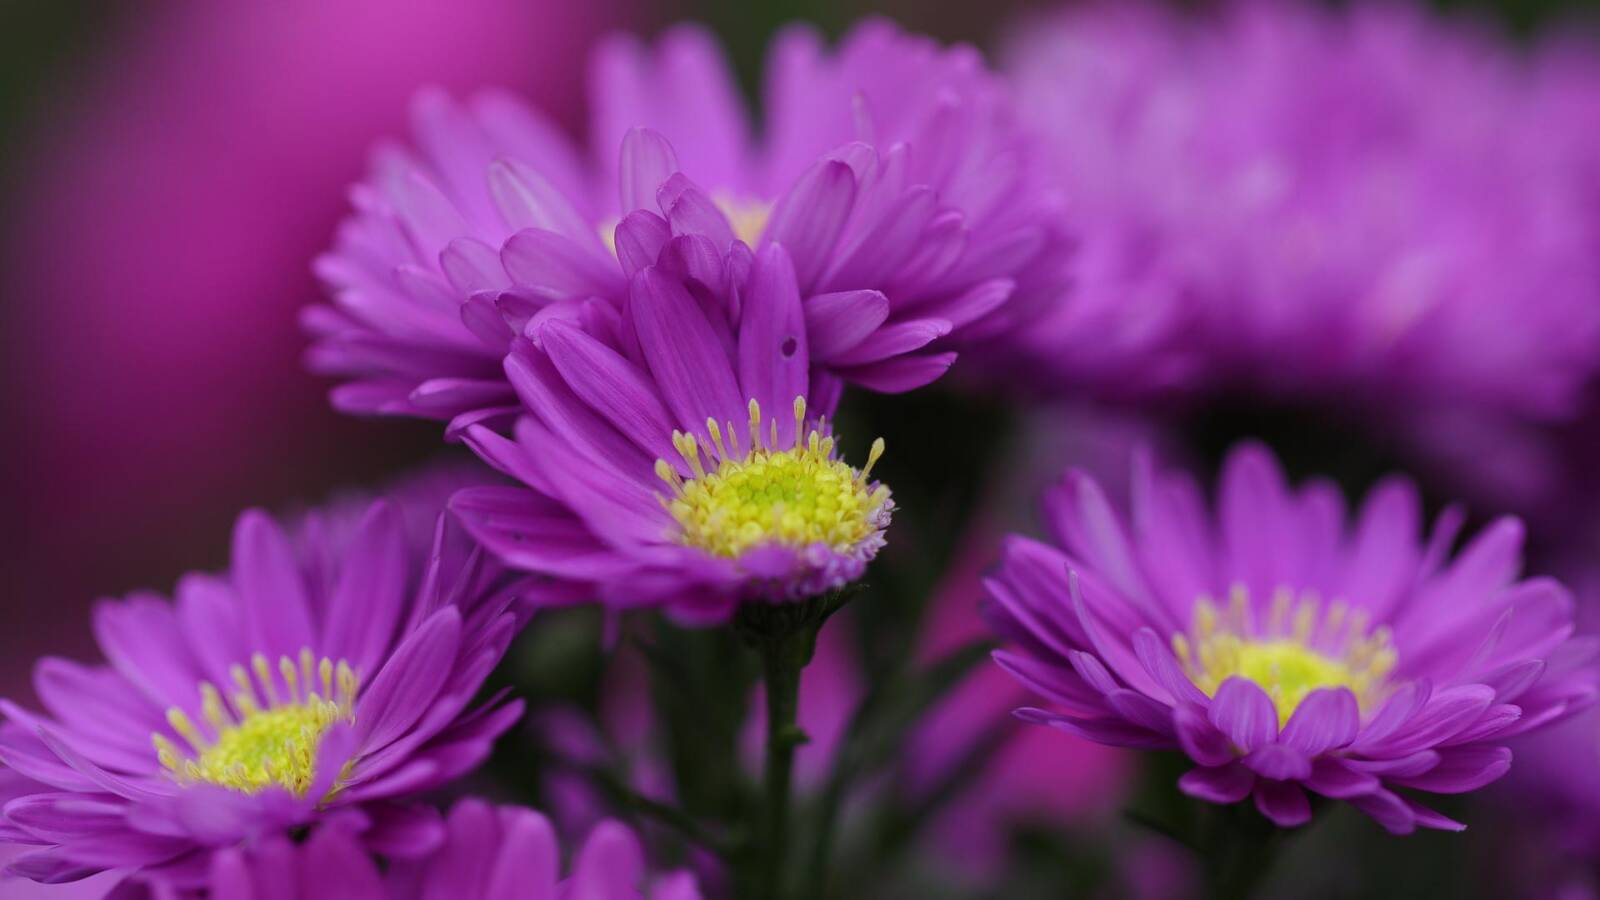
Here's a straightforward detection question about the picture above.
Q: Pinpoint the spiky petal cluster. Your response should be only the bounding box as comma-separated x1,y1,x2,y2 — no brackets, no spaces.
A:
1002,0,1600,415
987,443,1597,832
306,19,1066,427
205,799,704,900
453,245,894,623
656,397,888,560
0,498,528,892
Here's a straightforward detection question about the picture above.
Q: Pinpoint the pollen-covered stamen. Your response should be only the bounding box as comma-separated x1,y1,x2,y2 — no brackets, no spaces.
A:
152,648,358,797
655,395,891,559
1173,585,1397,726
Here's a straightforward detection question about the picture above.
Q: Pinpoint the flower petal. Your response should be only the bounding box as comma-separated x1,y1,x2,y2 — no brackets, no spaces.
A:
1208,677,1279,752
355,609,463,752
1178,763,1254,804
738,244,810,446
1279,688,1360,756
628,266,745,442
764,159,856,288
804,290,890,359
1253,780,1311,827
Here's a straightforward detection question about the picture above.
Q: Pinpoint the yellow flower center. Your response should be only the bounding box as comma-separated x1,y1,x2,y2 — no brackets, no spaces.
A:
655,396,890,559
712,193,772,247
153,650,358,797
1173,587,1396,726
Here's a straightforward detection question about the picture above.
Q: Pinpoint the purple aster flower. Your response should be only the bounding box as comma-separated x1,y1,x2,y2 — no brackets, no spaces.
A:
0,501,527,891
203,799,703,900
306,18,1064,425
452,244,893,623
1000,0,1600,418
987,442,1598,832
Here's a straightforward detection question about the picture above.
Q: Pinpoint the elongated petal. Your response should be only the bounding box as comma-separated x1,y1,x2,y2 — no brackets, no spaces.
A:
356,609,463,751
1178,763,1254,804
739,244,810,446
628,267,745,441
1280,688,1359,756
804,290,890,358
1208,678,1278,752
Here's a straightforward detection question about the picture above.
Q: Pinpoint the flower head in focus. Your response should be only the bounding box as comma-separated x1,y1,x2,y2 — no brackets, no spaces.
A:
1001,0,1600,415
453,245,894,624
205,798,703,900
0,500,527,890
306,18,1066,427
987,442,1598,832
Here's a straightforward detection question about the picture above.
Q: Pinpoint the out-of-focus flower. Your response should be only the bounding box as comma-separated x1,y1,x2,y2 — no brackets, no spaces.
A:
204,798,702,900
1002,1,1600,419
907,512,1128,874
452,248,894,623
289,459,507,565
0,501,527,892
308,18,1066,424
989,442,1597,832
2,0,620,693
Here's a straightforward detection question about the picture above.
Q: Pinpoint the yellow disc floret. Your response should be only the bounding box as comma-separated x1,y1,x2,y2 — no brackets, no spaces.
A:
153,649,357,797
712,193,773,247
1174,586,1396,726
656,396,890,559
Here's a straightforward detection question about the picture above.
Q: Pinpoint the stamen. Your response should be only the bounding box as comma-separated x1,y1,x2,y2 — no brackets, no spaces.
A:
748,399,763,452
654,395,892,561
252,654,278,707
230,664,259,710
167,709,207,752
280,656,300,704
860,438,886,482
1176,587,1397,726
707,418,730,460
154,653,359,798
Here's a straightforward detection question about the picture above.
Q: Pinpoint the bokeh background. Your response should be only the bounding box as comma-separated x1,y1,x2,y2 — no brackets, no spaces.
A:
3,0,1600,897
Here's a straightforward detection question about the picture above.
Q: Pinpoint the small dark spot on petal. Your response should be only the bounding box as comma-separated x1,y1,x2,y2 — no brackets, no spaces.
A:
781,337,798,358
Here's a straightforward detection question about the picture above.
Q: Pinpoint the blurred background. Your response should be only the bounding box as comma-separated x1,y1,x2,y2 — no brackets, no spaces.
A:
2,0,1600,896
6,0,1594,690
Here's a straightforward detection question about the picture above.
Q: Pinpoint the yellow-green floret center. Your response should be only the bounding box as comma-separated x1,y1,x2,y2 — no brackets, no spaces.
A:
713,193,773,247
1174,587,1397,726
656,396,890,559
153,650,357,797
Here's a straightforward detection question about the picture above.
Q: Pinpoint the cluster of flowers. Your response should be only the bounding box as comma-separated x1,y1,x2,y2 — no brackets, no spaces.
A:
5,2,1600,897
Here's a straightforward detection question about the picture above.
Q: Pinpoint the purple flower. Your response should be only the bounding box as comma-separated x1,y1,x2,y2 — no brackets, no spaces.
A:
307,18,1064,425
205,798,703,900
596,19,1070,373
452,245,893,623
0,501,527,891
987,442,1598,832
1000,0,1600,417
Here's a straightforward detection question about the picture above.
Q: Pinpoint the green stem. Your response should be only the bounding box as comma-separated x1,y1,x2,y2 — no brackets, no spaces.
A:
1124,756,1291,900
737,596,843,899
759,626,807,898
1199,804,1284,900
581,763,740,858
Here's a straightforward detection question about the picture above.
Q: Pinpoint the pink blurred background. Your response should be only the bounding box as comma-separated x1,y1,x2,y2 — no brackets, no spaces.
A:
0,0,627,693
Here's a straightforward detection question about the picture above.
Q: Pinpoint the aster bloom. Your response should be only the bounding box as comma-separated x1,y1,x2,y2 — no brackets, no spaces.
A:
0,501,526,890
205,799,703,900
306,18,1064,426
453,244,893,623
1001,0,1600,418
987,443,1597,833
